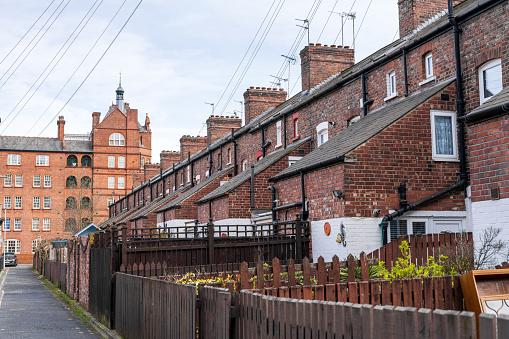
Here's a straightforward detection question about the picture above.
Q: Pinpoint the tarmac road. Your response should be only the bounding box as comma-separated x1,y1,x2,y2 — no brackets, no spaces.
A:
0,264,102,339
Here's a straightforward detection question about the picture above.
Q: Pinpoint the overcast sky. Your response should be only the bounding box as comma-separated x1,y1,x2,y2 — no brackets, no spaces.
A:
0,0,398,159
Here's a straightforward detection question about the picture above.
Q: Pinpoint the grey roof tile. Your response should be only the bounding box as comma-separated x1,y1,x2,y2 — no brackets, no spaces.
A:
468,85,509,115
0,136,63,152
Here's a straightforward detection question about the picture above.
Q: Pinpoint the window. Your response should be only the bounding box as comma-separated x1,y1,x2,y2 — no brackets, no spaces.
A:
389,219,427,242
67,155,78,167
7,154,20,165
109,132,125,146
108,177,115,189
81,218,91,228
227,148,232,164
43,197,51,209
15,174,22,187
32,239,40,253
431,110,458,161
33,175,41,187
385,70,397,100
4,239,21,254
348,116,361,126
108,156,115,168
81,197,91,209
14,196,22,209
4,174,12,187
43,218,50,231
479,59,503,104
4,196,11,209
44,175,51,187
118,156,125,168
32,218,40,231
288,156,303,167
425,54,433,78
292,113,299,139
140,157,145,169
316,122,329,147
66,176,77,188
81,155,91,167
66,197,77,209
14,218,21,231
276,120,282,147
3,218,10,231
33,196,40,209
187,166,191,183
107,197,114,206
242,159,248,172
81,176,91,188
36,155,49,166
65,218,77,231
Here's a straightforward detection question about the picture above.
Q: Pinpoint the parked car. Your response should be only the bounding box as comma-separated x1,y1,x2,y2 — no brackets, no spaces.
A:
1,253,17,266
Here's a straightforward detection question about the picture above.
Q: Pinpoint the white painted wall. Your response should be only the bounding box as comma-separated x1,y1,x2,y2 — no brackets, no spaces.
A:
471,197,509,267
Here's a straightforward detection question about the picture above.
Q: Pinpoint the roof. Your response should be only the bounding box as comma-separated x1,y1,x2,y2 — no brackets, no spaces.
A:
74,223,100,237
197,137,311,203
270,79,455,181
469,85,509,113
65,140,93,152
156,165,234,212
0,136,63,152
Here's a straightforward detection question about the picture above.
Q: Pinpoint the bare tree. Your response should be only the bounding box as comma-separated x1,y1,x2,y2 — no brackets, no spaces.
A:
475,226,508,270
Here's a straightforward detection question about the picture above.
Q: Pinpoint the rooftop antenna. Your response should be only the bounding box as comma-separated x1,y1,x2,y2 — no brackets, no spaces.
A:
330,11,355,48
204,102,215,115
280,55,295,95
296,19,309,45
234,100,243,125
269,74,288,91
343,12,356,49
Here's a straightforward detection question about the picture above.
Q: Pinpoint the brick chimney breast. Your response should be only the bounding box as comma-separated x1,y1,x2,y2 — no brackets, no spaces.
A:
243,88,287,125
57,116,65,149
206,115,242,146
160,150,181,171
179,135,207,161
300,44,355,92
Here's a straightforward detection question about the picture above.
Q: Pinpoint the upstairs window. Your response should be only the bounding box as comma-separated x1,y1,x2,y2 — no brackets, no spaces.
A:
431,110,458,161
425,53,433,79
316,122,329,147
276,120,282,147
43,197,51,209
109,132,125,146
36,155,49,166
15,196,22,209
81,155,92,167
4,174,12,187
4,196,11,209
242,159,248,172
108,156,115,168
385,70,397,100
108,177,115,189
43,218,50,231
107,197,115,206
66,176,77,188
44,175,51,187
227,148,232,165
33,175,41,187
67,155,78,167
33,196,40,209
3,218,10,231
118,177,125,189
7,154,20,165
32,218,40,231
81,176,91,188
15,175,22,187
292,113,299,140
66,197,77,209
479,59,502,104
14,218,21,231
118,156,125,168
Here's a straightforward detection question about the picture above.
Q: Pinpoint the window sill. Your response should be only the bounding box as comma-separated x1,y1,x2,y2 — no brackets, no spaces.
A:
384,93,399,102
275,143,283,149
419,76,436,86
226,162,232,166
291,136,300,142
432,156,460,162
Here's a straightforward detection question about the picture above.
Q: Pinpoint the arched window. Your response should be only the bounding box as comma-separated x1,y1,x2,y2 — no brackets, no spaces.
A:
81,176,91,188
66,197,77,209
65,218,77,231
316,122,329,147
81,218,91,228
81,197,91,209
66,176,77,188
67,155,78,167
81,155,91,167
109,133,125,146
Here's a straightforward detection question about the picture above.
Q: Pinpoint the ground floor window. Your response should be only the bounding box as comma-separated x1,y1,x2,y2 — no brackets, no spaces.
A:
4,239,21,254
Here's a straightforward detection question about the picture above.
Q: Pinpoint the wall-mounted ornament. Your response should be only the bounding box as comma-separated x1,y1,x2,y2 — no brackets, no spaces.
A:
324,222,331,236
335,222,347,246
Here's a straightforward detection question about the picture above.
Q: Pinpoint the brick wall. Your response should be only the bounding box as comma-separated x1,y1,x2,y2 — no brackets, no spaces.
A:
243,87,287,125
67,236,91,310
206,115,242,146
179,135,207,161
160,150,180,171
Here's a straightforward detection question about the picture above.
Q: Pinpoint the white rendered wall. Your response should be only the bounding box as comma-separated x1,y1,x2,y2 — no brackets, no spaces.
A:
471,197,509,267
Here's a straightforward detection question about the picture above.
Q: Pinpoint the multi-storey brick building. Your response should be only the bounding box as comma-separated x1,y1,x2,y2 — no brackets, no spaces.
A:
0,84,152,263
103,0,508,264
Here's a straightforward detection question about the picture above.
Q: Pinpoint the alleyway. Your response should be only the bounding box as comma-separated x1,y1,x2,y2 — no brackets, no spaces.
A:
0,264,102,338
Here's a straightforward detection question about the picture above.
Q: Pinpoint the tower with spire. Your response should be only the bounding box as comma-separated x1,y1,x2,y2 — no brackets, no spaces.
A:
116,73,124,112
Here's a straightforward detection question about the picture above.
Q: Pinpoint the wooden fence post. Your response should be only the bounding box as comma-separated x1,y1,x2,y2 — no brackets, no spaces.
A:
295,217,303,260
208,218,215,265
120,224,127,272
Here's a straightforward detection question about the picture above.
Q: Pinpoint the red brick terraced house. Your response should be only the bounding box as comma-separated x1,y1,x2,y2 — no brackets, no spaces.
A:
103,0,508,263
0,84,151,263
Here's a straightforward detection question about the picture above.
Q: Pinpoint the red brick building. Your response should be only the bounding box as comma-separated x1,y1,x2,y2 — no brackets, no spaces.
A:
0,84,151,263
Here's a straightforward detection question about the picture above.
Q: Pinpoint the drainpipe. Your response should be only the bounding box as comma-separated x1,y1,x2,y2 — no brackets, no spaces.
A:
283,117,287,148
250,164,255,209
300,171,308,220
232,128,238,176
190,152,194,188
260,123,271,157
361,73,368,117
268,186,277,225
161,165,166,198
208,148,213,176
173,164,177,192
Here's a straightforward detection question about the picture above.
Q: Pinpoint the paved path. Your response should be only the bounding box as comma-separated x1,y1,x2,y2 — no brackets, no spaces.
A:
0,264,102,339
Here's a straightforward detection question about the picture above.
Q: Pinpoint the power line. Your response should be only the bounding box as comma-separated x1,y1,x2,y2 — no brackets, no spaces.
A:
0,0,56,66
354,0,373,42
316,0,339,42
24,0,128,136
333,0,357,45
24,0,143,147
1,0,103,132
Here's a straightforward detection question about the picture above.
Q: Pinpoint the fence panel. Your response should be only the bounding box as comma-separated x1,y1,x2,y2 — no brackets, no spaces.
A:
89,247,113,328
198,285,232,338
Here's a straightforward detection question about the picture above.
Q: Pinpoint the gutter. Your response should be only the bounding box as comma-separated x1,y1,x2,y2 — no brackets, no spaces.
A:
269,155,346,182
459,101,509,124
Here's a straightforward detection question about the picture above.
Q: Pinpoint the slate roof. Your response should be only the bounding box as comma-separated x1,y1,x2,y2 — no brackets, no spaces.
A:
468,85,509,115
197,137,311,203
270,79,455,181
65,140,93,152
0,136,63,152
156,165,234,212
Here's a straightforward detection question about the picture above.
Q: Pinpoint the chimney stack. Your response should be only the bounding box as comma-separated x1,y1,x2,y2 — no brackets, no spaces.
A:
92,112,101,129
160,150,181,171
206,115,242,146
179,135,207,161
57,116,65,149
243,87,287,125
300,43,354,91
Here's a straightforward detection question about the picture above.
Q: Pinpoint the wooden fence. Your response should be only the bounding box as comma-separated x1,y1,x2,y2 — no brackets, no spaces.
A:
368,232,473,271
42,259,67,291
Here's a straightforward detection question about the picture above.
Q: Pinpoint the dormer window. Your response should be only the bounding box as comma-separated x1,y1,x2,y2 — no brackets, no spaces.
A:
479,59,502,104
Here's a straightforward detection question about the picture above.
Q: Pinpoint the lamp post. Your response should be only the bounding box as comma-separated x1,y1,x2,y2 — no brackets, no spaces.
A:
0,175,5,256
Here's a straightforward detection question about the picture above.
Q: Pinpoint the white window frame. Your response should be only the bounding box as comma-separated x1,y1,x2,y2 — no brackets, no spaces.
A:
108,177,115,189
44,175,51,187
4,196,11,209
14,218,21,231
107,197,114,206
227,148,232,165
4,174,12,187
108,156,115,168
430,110,458,161
479,59,503,104
276,120,282,147
242,159,248,172
385,70,398,101
288,156,302,167
32,218,40,231
33,196,40,209
36,155,49,166
109,132,125,146
43,218,50,231
118,177,125,189
7,154,20,165
425,54,433,78
3,218,10,231
118,156,125,168
14,196,22,209
187,166,191,183
388,219,428,242
33,175,41,187
32,239,40,253
15,174,23,187
316,122,329,147
43,197,51,209
4,239,21,254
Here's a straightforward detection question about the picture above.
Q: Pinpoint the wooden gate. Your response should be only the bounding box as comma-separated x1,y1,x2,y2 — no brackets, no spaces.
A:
89,247,114,328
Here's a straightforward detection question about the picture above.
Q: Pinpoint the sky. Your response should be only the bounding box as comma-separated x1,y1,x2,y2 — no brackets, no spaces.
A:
0,0,398,160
